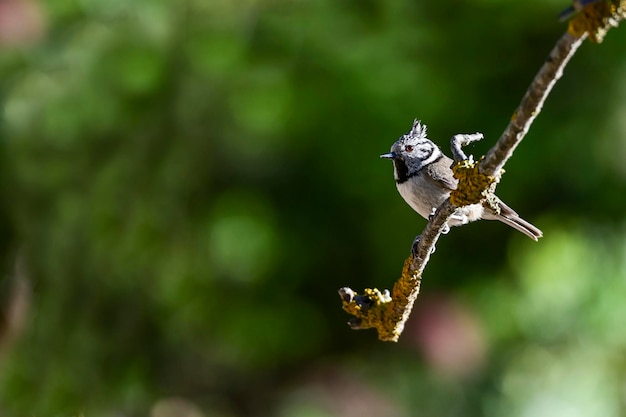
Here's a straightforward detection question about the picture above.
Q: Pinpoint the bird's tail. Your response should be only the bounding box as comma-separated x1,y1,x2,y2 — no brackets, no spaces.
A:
496,214,543,241
483,200,543,241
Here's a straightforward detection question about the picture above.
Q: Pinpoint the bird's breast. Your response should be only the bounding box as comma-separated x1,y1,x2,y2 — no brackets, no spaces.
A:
396,173,450,220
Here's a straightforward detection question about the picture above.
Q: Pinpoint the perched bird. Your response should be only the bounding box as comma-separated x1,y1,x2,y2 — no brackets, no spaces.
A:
380,120,542,241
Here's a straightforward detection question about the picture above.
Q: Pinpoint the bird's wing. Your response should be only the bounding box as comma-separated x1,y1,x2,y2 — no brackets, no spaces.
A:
424,163,458,191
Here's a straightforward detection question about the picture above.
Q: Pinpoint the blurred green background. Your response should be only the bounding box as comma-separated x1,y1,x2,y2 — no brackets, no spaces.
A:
1,0,625,416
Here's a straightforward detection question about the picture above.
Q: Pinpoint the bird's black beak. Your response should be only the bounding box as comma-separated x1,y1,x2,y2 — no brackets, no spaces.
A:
380,152,397,160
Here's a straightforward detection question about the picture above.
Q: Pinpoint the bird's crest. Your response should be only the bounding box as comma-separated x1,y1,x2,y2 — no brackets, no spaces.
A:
408,119,428,140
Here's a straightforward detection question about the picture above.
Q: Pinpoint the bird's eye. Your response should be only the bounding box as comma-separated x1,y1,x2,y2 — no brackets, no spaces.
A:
405,145,413,152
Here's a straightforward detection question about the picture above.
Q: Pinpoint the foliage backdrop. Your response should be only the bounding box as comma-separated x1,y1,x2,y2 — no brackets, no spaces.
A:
1,0,626,416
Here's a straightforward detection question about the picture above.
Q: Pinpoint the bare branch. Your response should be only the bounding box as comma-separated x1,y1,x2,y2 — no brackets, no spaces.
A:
480,32,586,176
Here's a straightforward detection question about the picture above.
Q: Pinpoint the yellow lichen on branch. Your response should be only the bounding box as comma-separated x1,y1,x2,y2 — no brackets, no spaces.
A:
339,287,392,330
450,157,499,211
339,255,423,342
568,0,626,42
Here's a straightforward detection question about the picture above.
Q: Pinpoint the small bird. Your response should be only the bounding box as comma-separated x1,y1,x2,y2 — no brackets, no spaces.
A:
380,120,542,241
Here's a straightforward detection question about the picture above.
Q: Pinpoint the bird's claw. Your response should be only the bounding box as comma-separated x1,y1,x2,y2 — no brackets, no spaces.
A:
411,235,421,256
412,234,436,257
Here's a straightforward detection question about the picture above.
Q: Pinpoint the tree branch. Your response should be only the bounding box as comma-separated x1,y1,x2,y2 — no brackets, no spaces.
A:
338,1,625,342
480,32,586,177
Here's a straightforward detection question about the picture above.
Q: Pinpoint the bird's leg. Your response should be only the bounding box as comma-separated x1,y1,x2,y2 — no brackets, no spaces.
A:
448,213,469,225
448,206,472,227
411,235,421,256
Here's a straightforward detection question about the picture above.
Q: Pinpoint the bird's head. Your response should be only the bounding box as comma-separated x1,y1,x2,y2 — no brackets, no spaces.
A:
380,120,442,182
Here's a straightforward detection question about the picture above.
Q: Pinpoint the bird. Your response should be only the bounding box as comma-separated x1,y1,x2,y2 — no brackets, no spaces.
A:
380,120,542,241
